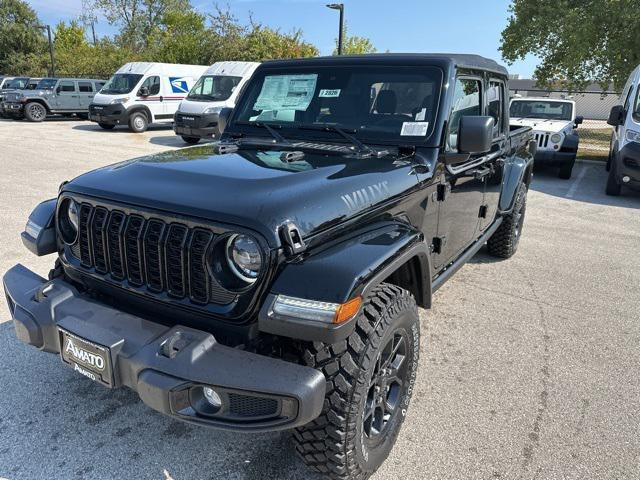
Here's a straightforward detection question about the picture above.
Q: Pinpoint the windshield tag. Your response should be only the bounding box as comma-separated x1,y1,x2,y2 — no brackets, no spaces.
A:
319,89,341,98
415,108,427,121
401,122,429,136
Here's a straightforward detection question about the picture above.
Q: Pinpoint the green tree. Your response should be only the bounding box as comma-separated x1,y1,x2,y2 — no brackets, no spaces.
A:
500,0,640,90
147,10,210,64
333,25,376,55
0,0,46,74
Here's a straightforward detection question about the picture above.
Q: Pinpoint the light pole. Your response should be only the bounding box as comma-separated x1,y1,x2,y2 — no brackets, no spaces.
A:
36,24,56,77
326,3,344,55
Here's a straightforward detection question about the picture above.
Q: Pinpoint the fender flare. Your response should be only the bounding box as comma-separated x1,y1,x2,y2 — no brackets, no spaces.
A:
24,98,50,113
561,132,579,152
499,154,533,213
125,104,153,123
259,222,432,343
21,199,57,256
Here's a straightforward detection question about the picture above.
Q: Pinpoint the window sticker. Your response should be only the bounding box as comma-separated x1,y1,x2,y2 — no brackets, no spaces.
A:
401,121,429,136
319,89,341,98
415,108,427,121
254,74,318,111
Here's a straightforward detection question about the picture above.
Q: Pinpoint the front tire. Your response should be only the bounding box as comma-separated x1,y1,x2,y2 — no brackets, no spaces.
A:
98,122,115,130
605,159,622,196
128,111,149,133
181,135,200,145
24,102,47,122
558,157,575,180
294,284,420,479
487,181,527,259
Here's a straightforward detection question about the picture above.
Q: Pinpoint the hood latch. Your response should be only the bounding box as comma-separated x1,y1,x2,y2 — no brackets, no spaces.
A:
280,222,306,256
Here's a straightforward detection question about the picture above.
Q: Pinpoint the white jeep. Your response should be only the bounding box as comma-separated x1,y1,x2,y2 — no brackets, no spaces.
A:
510,97,583,179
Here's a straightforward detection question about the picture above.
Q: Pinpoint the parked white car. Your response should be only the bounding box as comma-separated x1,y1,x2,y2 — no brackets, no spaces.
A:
173,61,260,144
605,64,640,196
510,97,583,179
89,62,208,133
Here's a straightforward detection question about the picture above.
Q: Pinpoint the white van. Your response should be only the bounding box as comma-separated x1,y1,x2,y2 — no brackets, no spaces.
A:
89,62,208,133
606,64,640,195
173,61,260,144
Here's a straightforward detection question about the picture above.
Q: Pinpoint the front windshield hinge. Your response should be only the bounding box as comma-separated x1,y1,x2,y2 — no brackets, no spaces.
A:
214,143,239,154
280,222,306,256
280,151,305,163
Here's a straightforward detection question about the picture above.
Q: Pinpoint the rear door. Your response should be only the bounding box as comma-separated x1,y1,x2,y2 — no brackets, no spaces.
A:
77,81,95,109
55,80,78,110
481,79,508,231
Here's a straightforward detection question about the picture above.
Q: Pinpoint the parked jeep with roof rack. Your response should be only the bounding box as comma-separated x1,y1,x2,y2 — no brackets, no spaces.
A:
4,53,533,479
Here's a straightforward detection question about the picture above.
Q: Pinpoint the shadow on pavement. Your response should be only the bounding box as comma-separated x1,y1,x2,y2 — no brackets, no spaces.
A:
72,124,173,133
529,162,640,210
0,321,320,480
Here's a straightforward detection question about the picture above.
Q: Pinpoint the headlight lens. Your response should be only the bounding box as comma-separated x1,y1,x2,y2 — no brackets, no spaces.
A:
203,106,222,115
58,198,79,244
226,234,262,283
551,133,562,143
109,97,129,105
626,130,640,143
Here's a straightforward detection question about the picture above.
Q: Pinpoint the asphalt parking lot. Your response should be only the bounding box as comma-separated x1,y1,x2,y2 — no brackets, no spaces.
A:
1,118,639,480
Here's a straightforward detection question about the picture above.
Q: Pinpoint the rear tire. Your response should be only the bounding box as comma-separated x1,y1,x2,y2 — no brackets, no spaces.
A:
487,181,527,259
128,111,149,133
605,160,622,196
293,284,420,480
181,136,200,145
558,157,575,180
98,123,115,130
24,102,46,122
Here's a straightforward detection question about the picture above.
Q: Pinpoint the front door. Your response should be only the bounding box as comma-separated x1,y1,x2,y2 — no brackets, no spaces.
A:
54,80,78,110
137,75,162,122
433,77,486,270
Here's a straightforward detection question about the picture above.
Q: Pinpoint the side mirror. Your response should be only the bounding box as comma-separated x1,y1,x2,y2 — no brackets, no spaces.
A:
217,107,234,136
574,116,584,127
138,86,150,97
607,105,625,126
457,116,494,154
55,86,61,94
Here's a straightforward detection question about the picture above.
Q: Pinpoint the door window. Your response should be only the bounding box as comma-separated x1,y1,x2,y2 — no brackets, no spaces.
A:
487,81,504,137
58,81,76,92
633,86,640,122
78,81,93,92
448,78,481,151
140,76,160,95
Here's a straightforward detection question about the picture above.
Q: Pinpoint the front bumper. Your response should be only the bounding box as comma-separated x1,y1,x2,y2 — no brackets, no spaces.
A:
3,102,24,115
174,112,220,139
88,103,126,125
534,149,576,164
3,264,325,432
615,141,640,187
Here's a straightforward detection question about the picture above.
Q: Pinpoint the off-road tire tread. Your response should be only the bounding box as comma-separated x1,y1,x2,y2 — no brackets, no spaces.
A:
487,181,527,258
293,283,418,480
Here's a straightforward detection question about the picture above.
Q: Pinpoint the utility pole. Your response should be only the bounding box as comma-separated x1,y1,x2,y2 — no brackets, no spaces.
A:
326,4,344,55
36,25,56,77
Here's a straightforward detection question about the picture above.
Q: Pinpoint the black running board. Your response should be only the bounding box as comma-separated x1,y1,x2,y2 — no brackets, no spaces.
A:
432,217,503,293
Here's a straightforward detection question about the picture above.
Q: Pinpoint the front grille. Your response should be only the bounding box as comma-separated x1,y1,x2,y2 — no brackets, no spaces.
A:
228,393,279,418
72,202,236,305
534,132,550,148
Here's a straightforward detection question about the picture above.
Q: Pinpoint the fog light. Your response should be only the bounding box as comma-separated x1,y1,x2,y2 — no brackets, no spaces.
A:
203,387,222,408
622,176,631,183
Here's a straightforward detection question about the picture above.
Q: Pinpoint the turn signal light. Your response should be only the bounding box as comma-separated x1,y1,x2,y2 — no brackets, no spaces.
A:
334,296,362,324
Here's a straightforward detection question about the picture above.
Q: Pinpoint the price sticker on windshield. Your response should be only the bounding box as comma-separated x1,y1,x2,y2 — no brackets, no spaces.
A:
401,122,429,136
319,89,341,98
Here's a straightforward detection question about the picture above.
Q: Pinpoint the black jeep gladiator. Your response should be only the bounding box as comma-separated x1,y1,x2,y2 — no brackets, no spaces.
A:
4,54,533,479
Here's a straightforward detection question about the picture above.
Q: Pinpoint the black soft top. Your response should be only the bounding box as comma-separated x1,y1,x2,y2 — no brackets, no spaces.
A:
261,53,508,76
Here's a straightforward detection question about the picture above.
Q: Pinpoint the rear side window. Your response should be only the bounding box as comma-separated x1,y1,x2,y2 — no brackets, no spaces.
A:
78,82,93,92
58,81,76,92
140,76,160,95
448,78,481,151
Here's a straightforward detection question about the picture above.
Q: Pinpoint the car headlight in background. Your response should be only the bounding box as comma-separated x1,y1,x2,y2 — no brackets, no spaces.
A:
109,97,129,105
58,198,79,245
551,133,562,143
626,130,640,144
226,234,262,283
203,106,222,115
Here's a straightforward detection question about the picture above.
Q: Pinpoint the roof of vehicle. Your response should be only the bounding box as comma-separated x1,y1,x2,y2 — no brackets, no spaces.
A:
205,61,260,77
260,53,509,76
511,96,575,104
55,78,106,82
116,62,208,76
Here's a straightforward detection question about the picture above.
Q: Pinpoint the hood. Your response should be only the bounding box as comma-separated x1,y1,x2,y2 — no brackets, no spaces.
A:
177,99,230,115
93,92,127,105
63,146,422,248
511,117,573,133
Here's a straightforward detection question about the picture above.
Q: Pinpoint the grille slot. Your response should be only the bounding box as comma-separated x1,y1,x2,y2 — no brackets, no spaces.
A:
228,393,279,418
70,202,239,306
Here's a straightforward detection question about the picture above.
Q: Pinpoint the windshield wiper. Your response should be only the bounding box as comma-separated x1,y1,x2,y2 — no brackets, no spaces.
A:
299,124,383,157
236,121,291,145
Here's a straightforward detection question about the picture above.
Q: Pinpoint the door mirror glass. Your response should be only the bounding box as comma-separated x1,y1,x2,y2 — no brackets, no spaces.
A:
574,116,584,127
607,105,625,126
138,86,150,97
457,116,494,154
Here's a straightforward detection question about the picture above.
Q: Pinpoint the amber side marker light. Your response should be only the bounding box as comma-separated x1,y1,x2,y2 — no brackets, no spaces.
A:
334,296,362,324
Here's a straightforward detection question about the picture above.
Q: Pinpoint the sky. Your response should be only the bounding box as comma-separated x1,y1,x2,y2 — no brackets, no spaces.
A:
25,0,539,78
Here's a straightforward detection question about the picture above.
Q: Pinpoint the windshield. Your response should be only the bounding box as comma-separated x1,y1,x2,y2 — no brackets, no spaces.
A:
6,78,29,89
510,100,573,121
188,75,242,101
100,73,143,94
233,65,442,143
36,78,57,90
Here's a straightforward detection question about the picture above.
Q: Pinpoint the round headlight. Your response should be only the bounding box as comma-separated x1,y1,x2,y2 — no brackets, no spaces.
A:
58,198,79,245
551,133,562,144
226,234,262,283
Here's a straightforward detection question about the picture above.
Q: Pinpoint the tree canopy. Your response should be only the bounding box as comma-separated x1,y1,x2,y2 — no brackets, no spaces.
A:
0,0,45,74
500,0,640,90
